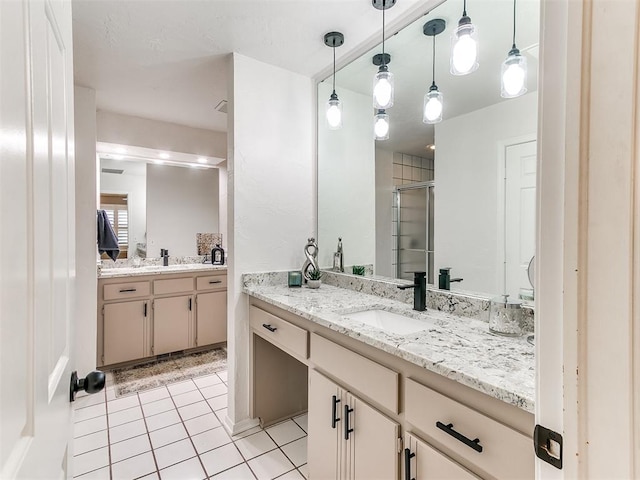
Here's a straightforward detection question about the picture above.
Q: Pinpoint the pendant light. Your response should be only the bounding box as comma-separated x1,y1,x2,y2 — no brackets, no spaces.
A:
324,31,345,129
450,0,479,75
374,109,390,141
372,0,396,109
423,19,445,124
501,0,527,98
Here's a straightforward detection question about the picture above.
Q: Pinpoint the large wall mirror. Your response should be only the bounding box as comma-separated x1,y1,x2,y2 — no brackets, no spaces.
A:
100,155,221,259
318,0,540,301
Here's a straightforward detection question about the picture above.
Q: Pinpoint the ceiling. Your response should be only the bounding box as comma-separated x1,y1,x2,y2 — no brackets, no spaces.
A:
331,0,540,157
72,0,426,132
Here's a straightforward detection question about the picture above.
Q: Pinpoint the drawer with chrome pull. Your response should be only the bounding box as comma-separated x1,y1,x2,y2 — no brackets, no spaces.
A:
103,281,151,301
405,378,533,479
249,305,308,360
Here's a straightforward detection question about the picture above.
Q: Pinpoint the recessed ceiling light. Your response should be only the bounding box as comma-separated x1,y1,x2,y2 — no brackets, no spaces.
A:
425,144,436,151
115,147,126,154
197,157,207,164
113,155,125,160
159,153,170,159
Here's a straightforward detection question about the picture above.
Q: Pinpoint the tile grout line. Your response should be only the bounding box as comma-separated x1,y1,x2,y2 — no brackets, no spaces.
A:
135,390,162,479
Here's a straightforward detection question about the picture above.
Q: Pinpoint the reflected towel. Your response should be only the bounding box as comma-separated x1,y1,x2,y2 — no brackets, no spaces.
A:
97,209,120,261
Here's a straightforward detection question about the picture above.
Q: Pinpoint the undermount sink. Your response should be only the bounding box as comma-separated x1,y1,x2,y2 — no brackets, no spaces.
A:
344,309,434,335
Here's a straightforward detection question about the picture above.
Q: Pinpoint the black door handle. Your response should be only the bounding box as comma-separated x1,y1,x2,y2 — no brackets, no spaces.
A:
331,395,341,428
144,303,147,317
209,280,222,284
188,298,192,311
262,324,277,332
344,405,354,440
70,370,105,402
119,288,136,293
436,421,483,453
404,448,415,480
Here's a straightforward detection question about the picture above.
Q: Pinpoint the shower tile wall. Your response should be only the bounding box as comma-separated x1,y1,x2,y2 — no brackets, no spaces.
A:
392,153,434,278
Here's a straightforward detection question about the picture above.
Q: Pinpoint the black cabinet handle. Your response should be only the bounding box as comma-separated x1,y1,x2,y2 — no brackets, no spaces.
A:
262,324,277,332
188,298,192,311
119,288,136,293
436,421,483,453
344,405,354,440
144,303,147,317
404,448,415,480
331,395,341,428
209,280,222,284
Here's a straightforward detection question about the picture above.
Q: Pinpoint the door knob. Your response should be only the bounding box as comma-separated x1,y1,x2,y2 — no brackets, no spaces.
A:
70,370,106,402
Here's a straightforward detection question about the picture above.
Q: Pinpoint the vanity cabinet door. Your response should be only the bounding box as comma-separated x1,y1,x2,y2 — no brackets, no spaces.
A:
349,392,400,480
196,291,226,346
308,369,342,480
104,300,148,365
153,295,192,355
404,433,480,480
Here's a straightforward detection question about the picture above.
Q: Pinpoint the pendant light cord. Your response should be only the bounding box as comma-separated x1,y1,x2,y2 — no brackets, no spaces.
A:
463,0,467,17
382,2,386,64
431,31,436,87
332,44,336,93
512,0,517,48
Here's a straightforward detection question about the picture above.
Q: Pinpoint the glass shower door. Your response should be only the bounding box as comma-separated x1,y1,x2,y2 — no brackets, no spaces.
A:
396,184,434,283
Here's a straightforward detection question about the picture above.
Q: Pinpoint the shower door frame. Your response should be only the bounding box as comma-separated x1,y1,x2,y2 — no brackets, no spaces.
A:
395,181,435,283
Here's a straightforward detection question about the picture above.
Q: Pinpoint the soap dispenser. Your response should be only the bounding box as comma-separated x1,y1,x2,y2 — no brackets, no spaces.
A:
333,237,344,272
211,244,225,265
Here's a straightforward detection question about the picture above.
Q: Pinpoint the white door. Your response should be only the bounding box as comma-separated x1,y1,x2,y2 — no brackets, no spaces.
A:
504,140,537,299
1,0,77,477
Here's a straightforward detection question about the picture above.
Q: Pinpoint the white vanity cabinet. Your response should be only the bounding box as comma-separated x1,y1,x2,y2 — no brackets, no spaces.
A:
308,369,400,480
98,269,227,367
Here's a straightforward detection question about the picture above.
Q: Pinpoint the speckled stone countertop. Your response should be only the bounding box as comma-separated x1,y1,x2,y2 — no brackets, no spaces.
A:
243,278,534,413
99,264,227,279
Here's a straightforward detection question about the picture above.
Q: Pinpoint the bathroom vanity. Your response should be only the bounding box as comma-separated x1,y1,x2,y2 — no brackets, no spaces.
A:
97,264,227,367
244,274,534,480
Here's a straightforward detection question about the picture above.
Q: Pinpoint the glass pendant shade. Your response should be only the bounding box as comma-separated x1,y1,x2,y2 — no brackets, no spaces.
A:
450,18,478,75
326,92,343,130
373,110,390,140
373,67,394,109
423,86,443,124
501,48,527,98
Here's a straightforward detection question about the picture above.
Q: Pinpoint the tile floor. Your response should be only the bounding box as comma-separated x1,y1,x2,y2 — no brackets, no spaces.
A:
72,369,308,480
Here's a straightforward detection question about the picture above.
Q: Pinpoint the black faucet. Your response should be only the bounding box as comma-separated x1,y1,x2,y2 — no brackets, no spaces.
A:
397,272,427,311
438,268,463,290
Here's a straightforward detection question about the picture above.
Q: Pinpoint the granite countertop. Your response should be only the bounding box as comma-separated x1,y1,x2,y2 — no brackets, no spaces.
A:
243,281,534,413
99,264,227,279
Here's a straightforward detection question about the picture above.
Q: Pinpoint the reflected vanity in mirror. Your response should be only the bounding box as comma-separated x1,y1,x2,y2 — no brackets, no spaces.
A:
99,152,222,260
317,0,540,303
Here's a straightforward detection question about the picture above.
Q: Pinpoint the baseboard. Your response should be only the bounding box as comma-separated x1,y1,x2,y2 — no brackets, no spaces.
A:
221,414,260,436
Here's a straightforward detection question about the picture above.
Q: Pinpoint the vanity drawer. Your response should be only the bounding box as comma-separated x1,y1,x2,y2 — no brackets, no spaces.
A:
250,306,308,360
405,378,533,479
103,281,150,301
311,333,399,414
196,275,227,291
154,277,194,296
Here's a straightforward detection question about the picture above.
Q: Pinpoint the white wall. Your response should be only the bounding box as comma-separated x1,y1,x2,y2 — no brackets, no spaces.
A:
375,148,394,277
97,111,227,160
317,82,375,269
435,92,538,295
74,86,98,375
100,159,147,256
146,164,219,257
227,53,314,434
